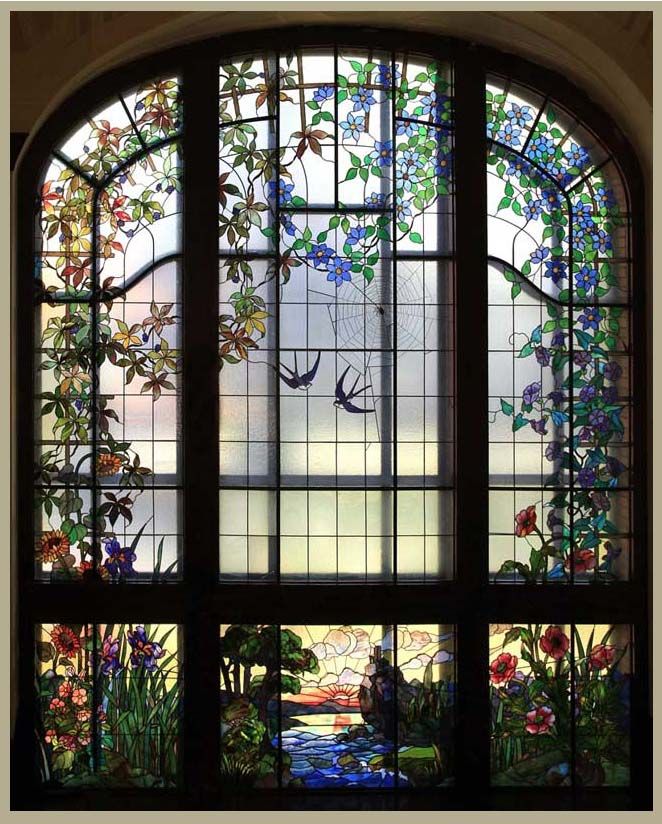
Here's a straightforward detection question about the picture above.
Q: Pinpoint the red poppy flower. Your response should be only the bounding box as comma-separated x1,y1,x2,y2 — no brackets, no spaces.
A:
565,549,596,573
515,506,537,537
489,652,518,684
525,705,555,735
589,643,616,670
540,625,570,660
50,624,81,657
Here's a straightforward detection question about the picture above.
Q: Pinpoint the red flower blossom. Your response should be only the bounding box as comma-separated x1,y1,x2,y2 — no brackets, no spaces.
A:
58,682,73,699
59,734,83,752
564,549,596,573
540,625,570,660
50,624,82,657
589,643,616,670
515,506,537,537
49,698,66,714
490,652,518,684
525,705,555,735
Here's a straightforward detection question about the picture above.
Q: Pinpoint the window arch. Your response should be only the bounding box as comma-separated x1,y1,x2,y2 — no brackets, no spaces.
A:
13,28,650,810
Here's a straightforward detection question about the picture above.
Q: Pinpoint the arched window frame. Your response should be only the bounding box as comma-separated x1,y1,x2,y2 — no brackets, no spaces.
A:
12,27,651,810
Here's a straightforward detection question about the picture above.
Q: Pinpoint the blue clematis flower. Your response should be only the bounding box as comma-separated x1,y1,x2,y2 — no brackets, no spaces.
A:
339,113,365,142
365,192,386,208
530,245,550,264
369,140,393,167
544,258,566,284
507,103,533,127
564,142,590,168
376,63,400,88
346,227,367,246
313,85,334,103
307,243,335,266
575,266,598,291
591,229,612,254
523,199,544,221
351,86,376,112
268,178,294,206
594,187,616,209
527,135,555,162
396,118,418,137
280,213,296,237
578,306,603,331
326,256,352,286
496,122,522,148
395,198,412,219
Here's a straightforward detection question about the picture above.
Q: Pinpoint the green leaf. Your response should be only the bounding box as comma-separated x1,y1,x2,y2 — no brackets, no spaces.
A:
500,399,514,416
511,282,521,300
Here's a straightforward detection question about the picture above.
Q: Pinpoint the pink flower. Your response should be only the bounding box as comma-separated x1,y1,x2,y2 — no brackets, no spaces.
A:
58,681,73,699
49,698,66,714
540,625,570,660
515,506,537,537
490,652,518,684
525,705,555,735
76,708,91,723
71,687,88,706
44,729,57,744
59,734,82,752
589,643,616,670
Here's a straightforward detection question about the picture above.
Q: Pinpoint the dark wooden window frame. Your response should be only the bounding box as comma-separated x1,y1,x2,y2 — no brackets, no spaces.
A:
12,26,651,811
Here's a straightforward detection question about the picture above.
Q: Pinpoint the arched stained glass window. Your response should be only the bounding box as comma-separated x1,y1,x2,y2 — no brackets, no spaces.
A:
13,29,650,811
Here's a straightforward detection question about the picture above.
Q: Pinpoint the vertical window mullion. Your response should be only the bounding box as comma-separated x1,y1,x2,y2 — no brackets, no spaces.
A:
453,49,490,800
182,49,221,801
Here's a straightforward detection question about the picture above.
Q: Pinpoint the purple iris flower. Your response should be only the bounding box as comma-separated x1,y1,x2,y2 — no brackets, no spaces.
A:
100,636,122,676
103,537,136,578
523,381,542,406
127,625,165,672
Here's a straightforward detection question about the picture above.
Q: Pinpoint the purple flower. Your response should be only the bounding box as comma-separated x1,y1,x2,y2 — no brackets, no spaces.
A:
551,330,566,347
307,243,334,266
590,490,611,512
524,200,544,221
588,409,609,432
547,390,565,405
595,187,616,209
591,229,612,254
545,441,563,462
579,385,597,403
530,246,550,264
103,537,136,578
573,351,592,367
313,85,334,103
530,418,548,435
577,426,593,442
100,636,121,676
346,226,367,246
376,64,400,88
545,259,567,284
577,467,596,488
523,381,542,406
602,386,618,404
578,306,602,331
365,192,386,208
535,346,551,366
575,266,598,292
606,457,626,478
603,361,622,382
127,625,164,672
